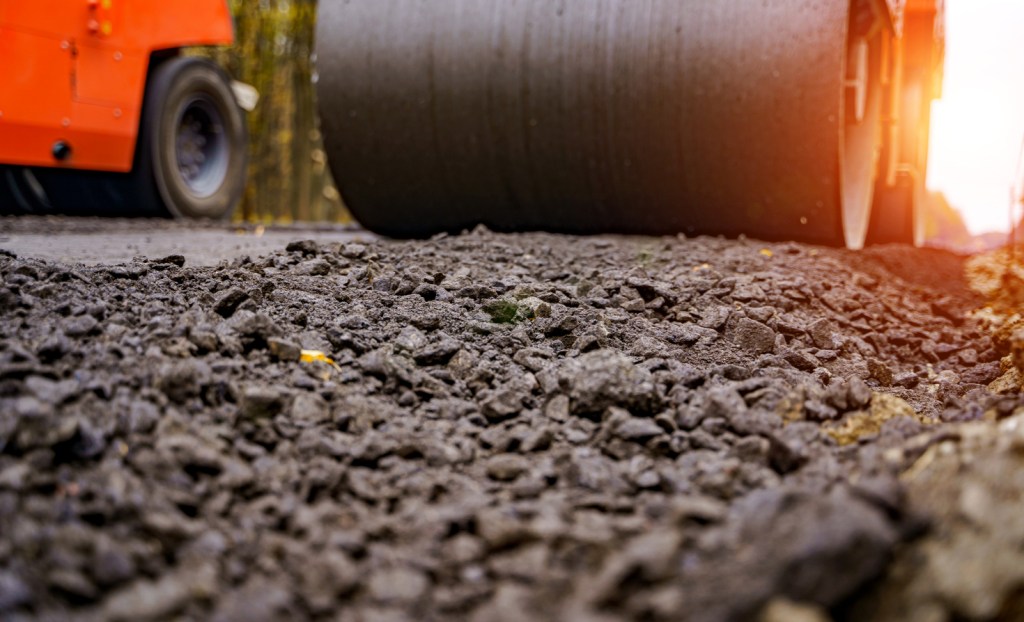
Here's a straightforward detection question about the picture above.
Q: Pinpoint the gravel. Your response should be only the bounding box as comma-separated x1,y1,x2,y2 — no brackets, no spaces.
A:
0,225,1022,621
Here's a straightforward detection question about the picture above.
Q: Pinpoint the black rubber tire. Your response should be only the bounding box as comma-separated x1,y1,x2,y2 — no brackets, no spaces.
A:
0,167,52,215
142,57,248,219
28,167,162,217
20,57,247,220
0,168,13,213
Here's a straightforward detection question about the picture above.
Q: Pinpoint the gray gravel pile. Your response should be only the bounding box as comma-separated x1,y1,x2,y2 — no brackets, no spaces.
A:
0,230,1016,621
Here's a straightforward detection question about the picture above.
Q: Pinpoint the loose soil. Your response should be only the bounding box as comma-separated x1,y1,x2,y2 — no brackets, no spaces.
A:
1,222,1023,621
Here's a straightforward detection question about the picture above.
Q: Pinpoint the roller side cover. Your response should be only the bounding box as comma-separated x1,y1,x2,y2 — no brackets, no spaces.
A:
316,0,943,248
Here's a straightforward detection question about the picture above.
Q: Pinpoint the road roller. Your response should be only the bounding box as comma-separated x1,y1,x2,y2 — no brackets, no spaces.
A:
316,0,944,248
0,0,249,219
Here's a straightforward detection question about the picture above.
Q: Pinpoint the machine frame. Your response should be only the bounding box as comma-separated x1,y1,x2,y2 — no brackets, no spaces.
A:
0,0,235,173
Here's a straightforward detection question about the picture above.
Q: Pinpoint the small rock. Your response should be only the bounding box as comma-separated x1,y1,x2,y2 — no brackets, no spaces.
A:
103,562,217,621
513,347,555,372
767,434,809,474
783,349,819,372
189,328,219,353
893,371,920,389
153,254,186,267
298,550,359,612
37,332,71,361
544,395,571,422
240,385,289,419
289,392,330,425
962,362,1001,386
936,369,960,385
815,349,839,362
0,571,31,612
847,377,873,409
867,359,894,386
63,314,99,338
560,350,661,415
486,454,531,481
0,463,30,490
214,287,249,318
481,387,527,422
667,323,718,345
394,326,428,354
155,359,210,404
340,243,367,259
731,318,776,355
699,306,732,331
732,436,771,464
25,375,78,404
415,334,463,365
228,311,283,347
518,296,552,318
212,577,294,622
803,399,839,422
336,314,371,330
825,393,922,446
614,416,665,443
93,540,138,587
489,543,551,582
48,568,97,601
295,257,331,276
823,380,850,411
107,264,149,279
807,318,839,350
286,239,319,255
760,598,831,622
368,567,430,605
268,337,303,361
127,399,161,434
704,386,748,420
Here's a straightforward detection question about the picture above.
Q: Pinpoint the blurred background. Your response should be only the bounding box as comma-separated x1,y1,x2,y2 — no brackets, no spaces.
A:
200,0,348,224
925,0,1024,249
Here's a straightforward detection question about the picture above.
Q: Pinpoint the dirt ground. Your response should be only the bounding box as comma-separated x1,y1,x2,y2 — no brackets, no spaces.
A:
1,217,1023,621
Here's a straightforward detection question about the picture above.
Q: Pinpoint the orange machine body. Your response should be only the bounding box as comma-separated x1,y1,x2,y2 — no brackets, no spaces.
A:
0,0,234,173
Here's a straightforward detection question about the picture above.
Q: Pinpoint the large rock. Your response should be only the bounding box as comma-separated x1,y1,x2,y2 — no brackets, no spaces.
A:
558,350,662,416
730,318,776,355
852,412,1024,620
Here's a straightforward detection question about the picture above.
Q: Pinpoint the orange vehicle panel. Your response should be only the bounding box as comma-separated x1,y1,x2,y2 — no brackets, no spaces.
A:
905,0,940,14
0,0,234,173
879,0,942,36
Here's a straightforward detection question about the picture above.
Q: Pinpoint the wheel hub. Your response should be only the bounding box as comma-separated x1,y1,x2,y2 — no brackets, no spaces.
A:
175,97,229,199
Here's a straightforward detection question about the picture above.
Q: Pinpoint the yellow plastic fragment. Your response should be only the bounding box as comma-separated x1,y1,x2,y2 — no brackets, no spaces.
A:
760,249,774,258
300,350,339,369
692,263,711,272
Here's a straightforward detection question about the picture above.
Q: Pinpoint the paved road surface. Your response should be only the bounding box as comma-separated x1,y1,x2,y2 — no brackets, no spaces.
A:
0,217,373,266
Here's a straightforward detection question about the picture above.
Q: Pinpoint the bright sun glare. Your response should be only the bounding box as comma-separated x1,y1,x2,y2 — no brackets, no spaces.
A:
926,0,1024,235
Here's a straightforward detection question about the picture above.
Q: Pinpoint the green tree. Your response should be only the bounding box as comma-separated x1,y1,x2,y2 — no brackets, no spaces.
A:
203,0,348,223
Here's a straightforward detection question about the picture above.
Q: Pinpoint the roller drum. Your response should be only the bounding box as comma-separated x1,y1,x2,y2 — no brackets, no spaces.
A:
316,0,875,246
